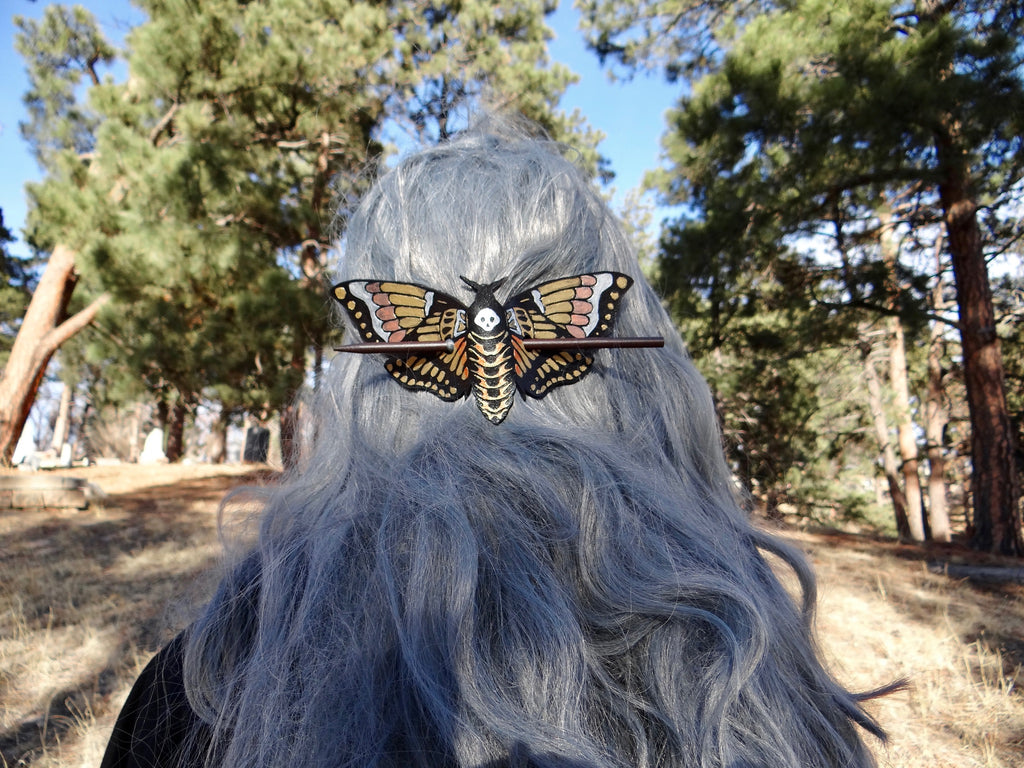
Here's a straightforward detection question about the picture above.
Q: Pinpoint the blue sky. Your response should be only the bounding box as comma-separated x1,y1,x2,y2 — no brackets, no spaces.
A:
1,1,681,264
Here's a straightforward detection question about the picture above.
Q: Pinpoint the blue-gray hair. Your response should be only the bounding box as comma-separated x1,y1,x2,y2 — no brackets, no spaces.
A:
183,120,882,767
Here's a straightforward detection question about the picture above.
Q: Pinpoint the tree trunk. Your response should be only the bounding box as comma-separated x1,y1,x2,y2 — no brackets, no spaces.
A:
877,204,925,540
129,402,144,463
936,131,1023,555
925,258,951,542
279,402,300,470
50,381,73,454
888,319,926,541
78,397,94,461
165,399,187,463
862,341,913,540
276,128,330,472
207,412,227,464
0,244,108,466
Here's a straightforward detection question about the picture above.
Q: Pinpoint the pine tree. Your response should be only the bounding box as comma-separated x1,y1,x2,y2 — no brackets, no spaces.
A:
0,7,115,465
5,0,600,465
583,0,1024,553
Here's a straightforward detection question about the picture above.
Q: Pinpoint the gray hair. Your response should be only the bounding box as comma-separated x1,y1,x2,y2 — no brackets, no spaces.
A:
184,121,882,767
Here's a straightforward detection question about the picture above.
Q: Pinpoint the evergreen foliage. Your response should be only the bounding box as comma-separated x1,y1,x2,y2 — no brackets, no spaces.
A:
582,0,1023,546
12,0,596,460
0,210,31,367
994,273,1024,459
15,4,116,166
660,226,872,516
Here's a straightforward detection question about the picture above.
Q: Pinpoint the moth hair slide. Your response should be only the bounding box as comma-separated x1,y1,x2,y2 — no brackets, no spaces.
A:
332,272,663,424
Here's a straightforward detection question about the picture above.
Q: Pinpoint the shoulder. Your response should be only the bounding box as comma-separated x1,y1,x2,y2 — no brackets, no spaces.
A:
100,633,212,768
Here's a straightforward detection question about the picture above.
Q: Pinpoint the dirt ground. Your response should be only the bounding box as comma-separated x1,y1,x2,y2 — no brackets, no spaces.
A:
1,463,1022,767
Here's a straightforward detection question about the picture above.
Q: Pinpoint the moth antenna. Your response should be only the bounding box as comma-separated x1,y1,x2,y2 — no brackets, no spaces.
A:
460,275,506,294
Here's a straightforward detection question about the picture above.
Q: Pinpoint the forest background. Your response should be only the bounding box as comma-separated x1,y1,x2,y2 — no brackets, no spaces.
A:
1,0,1023,557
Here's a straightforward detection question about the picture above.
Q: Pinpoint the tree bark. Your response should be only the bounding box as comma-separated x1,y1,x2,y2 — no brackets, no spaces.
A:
207,412,227,464
862,340,913,540
0,244,108,466
936,131,1023,555
165,399,187,463
888,319,926,541
876,204,925,540
279,401,301,470
50,381,73,454
925,258,951,542
129,402,144,463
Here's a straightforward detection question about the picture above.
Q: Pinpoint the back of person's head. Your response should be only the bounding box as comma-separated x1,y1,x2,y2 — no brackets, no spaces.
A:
184,117,881,768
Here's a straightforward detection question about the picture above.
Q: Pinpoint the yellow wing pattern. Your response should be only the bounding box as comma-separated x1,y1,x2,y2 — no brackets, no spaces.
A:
507,273,632,398
333,280,472,401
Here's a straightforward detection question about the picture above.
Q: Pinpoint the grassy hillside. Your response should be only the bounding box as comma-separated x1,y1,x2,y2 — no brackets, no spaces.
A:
2,464,1021,766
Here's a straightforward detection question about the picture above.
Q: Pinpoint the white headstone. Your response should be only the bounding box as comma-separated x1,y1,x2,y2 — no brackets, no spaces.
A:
139,428,167,463
59,442,73,467
12,428,36,466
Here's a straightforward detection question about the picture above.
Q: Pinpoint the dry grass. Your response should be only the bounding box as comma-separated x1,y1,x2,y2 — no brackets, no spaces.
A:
0,463,269,768
1,464,1022,767
790,529,1024,767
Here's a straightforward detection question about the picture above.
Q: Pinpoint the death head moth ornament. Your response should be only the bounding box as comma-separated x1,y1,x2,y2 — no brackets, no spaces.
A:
332,272,662,425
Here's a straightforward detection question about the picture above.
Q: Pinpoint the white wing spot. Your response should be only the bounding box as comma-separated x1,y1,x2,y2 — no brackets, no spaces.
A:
531,288,546,313
348,282,395,341
582,274,615,336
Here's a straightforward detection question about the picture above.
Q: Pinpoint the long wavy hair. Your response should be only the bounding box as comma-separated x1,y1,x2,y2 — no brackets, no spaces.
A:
183,121,883,768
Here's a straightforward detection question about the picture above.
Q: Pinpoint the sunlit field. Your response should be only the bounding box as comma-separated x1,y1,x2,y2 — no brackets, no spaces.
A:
2,464,1021,767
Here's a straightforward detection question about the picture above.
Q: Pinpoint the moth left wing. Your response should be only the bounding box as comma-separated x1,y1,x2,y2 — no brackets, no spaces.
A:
332,280,472,401
505,272,633,398
333,280,466,344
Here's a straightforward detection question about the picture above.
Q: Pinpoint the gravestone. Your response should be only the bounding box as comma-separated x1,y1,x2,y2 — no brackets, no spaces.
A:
243,426,270,463
139,428,167,463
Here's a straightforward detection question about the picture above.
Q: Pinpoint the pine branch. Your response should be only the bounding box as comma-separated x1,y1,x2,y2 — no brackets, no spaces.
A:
149,102,179,145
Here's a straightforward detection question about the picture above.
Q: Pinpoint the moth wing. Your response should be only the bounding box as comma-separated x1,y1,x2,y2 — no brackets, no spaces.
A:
333,280,465,343
508,335,593,399
505,272,633,398
385,335,471,401
332,280,472,400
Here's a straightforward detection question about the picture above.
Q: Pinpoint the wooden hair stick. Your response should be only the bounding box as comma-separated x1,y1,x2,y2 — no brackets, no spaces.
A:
335,336,665,354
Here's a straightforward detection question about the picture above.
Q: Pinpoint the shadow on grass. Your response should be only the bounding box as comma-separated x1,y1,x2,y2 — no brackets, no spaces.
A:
794,527,1024,675
0,469,271,766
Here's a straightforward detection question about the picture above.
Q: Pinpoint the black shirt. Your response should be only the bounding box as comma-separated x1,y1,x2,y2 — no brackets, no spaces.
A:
101,635,212,768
